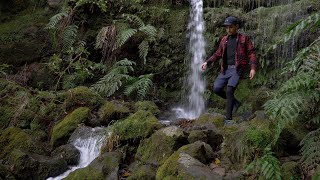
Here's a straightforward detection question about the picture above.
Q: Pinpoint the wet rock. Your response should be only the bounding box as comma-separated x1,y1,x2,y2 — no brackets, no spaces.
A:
135,126,187,166
156,141,219,179
224,171,245,180
51,144,80,165
128,163,156,180
98,101,131,126
51,107,90,147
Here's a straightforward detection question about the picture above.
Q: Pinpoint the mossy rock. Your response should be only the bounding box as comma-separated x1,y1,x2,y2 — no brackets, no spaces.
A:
64,86,103,111
64,166,104,180
112,110,162,141
98,101,131,125
0,127,43,159
0,164,15,180
134,101,160,115
51,107,90,147
156,141,218,180
136,126,187,166
128,163,157,180
281,161,301,180
194,113,225,128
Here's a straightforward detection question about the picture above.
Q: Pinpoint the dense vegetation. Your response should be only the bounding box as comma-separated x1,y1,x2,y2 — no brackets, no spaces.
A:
0,0,319,179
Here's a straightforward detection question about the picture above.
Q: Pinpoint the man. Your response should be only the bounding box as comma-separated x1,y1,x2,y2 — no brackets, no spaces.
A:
201,16,257,124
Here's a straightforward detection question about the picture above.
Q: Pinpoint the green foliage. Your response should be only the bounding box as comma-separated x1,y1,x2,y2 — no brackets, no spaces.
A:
125,74,153,100
46,12,68,30
300,128,320,171
63,25,78,52
71,0,108,12
91,59,135,97
246,147,281,180
114,28,138,49
0,64,10,76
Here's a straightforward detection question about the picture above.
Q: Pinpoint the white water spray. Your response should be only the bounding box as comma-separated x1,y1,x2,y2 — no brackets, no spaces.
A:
47,127,105,180
173,0,206,119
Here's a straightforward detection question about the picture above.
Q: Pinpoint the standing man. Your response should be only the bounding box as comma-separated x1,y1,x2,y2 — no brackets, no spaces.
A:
201,16,257,124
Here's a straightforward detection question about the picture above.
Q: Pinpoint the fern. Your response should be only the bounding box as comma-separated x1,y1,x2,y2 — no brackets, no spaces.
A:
123,14,145,28
63,25,78,52
113,28,137,50
139,24,157,39
246,147,281,180
95,25,116,61
124,74,153,100
300,128,320,171
91,59,136,97
46,12,68,29
72,0,108,12
138,40,149,64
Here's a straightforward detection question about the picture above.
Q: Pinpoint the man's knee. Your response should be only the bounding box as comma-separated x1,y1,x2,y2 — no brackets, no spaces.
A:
213,87,223,94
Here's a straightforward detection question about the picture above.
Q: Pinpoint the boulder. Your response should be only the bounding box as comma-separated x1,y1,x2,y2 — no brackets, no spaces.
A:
51,107,90,147
112,110,162,142
187,129,223,152
194,113,225,128
65,152,122,180
156,141,220,179
134,101,160,116
135,126,187,166
128,163,156,180
98,101,131,126
51,144,80,165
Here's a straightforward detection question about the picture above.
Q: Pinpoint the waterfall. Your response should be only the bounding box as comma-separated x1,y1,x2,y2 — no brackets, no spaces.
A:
173,0,206,120
47,127,106,180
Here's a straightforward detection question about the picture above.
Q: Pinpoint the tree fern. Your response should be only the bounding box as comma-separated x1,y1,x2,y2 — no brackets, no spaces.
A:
63,25,78,52
246,147,281,180
138,40,149,64
124,74,153,100
300,128,320,171
91,59,136,97
113,28,137,50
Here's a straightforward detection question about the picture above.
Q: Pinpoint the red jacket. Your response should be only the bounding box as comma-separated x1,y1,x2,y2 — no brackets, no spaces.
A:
206,33,257,73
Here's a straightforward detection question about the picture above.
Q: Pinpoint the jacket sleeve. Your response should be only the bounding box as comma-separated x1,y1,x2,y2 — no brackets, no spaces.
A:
206,38,224,66
246,36,257,71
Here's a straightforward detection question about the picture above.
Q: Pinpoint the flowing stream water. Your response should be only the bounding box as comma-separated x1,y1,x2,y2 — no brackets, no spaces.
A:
173,0,206,120
47,127,106,180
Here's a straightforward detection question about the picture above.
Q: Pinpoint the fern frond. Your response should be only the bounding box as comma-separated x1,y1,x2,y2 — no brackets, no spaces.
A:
139,24,157,39
300,128,320,171
277,72,316,94
123,14,145,28
95,26,108,49
46,12,68,29
124,74,153,100
138,40,149,64
113,28,137,50
63,25,78,52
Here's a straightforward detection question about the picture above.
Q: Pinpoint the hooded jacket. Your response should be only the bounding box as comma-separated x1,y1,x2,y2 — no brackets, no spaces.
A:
206,33,257,73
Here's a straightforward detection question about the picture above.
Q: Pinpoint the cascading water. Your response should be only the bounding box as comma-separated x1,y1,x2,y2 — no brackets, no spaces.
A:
173,0,206,120
47,127,106,180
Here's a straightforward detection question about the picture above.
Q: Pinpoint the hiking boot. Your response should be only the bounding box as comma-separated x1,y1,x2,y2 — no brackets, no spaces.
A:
224,119,236,126
233,101,241,114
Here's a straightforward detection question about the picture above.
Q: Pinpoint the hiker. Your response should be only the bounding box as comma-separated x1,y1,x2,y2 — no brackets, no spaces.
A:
201,16,257,124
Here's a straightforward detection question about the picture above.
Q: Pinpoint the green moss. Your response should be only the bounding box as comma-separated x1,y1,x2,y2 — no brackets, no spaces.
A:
112,110,162,141
64,86,103,110
98,101,130,121
128,164,157,180
64,166,104,180
281,161,301,180
134,101,160,115
0,127,40,158
0,105,14,130
194,113,224,128
136,130,177,165
51,107,90,147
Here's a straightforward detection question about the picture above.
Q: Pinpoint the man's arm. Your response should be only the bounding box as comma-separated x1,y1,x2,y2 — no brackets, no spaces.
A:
201,39,224,70
246,36,257,79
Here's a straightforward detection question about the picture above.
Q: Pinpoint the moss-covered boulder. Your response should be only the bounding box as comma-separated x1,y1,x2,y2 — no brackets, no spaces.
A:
112,110,162,141
51,144,80,165
128,163,157,180
51,107,90,147
156,141,221,180
65,152,122,180
134,101,160,115
194,113,225,128
0,127,43,159
98,101,131,126
63,86,103,111
281,161,302,180
136,126,187,166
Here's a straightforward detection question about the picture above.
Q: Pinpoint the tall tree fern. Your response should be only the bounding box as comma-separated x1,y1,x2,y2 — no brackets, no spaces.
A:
91,59,136,97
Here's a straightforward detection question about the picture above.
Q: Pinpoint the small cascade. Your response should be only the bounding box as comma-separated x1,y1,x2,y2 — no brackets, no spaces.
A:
173,0,206,120
47,127,106,180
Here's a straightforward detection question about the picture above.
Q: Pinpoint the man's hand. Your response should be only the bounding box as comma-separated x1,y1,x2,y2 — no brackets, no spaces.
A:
201,62,207,70
249,69,256,80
